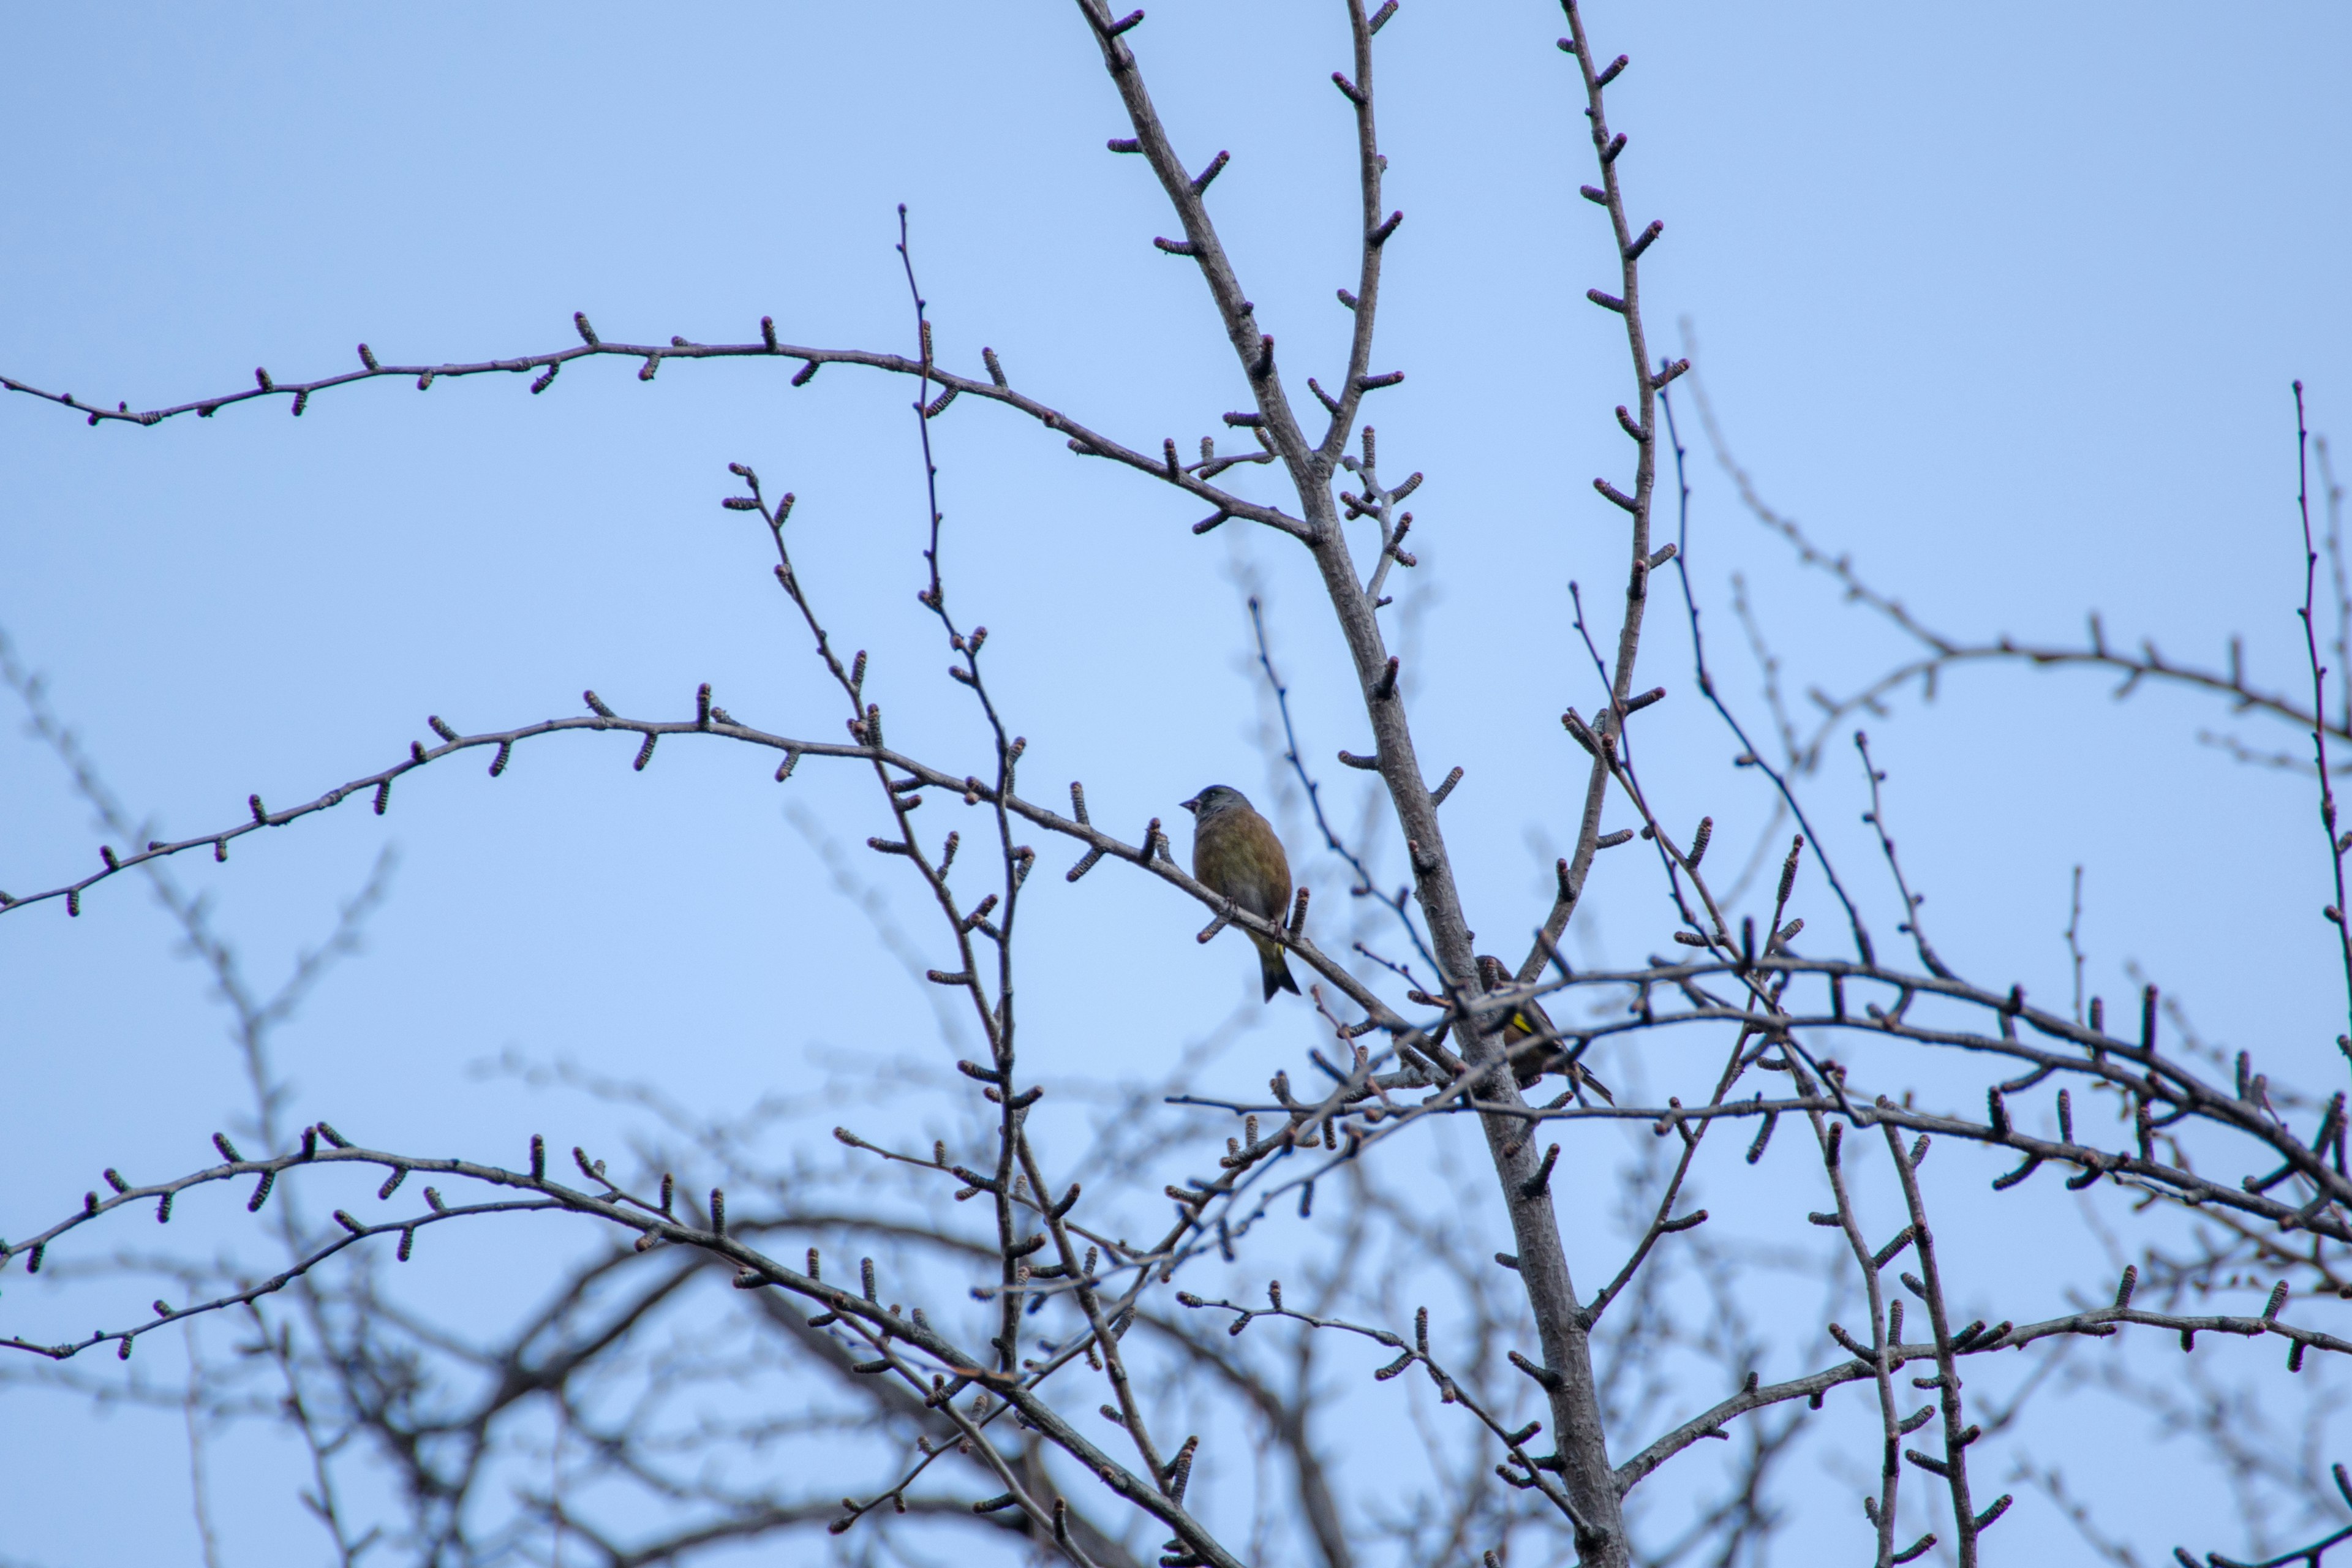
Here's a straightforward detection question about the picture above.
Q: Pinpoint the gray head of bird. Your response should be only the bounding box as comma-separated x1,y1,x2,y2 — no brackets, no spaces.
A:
1180,785,1253,819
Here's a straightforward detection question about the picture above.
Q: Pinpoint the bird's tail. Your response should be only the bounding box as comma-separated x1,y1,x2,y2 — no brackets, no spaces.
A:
1253,935,1302,1002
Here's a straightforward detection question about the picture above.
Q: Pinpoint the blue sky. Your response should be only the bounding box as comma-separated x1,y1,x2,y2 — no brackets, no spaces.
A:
4,3,2349,1564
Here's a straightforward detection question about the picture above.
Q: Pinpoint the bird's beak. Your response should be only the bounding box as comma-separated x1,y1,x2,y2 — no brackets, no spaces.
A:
1179,795,1201,815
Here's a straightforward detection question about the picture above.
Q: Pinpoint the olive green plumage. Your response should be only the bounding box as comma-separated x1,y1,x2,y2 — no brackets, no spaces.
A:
1476,954,1613,1104
1182,785,1300,1002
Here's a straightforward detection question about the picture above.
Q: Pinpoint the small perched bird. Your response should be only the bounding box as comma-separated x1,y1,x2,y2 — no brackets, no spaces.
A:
1182,785,1300,1001
1476,954,1613,1104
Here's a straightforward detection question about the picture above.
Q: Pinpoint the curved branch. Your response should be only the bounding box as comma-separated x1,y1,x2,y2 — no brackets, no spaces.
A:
0,334,1307,537
1615,1301,2352,1499
1686,363,2351,751
0,704,1425,1046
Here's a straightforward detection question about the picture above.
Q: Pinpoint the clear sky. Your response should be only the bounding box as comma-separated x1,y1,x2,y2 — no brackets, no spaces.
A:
4,3,2348,1564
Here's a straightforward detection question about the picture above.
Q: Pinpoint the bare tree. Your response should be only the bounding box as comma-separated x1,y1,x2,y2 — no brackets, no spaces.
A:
4,4,2348,1566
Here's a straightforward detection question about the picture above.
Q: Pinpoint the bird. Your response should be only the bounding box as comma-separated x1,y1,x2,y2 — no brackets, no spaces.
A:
1476,954,1613,1104
1182,785,1300,1002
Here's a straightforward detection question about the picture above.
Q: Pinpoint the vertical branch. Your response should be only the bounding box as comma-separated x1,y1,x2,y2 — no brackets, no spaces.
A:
183,1324,226,1568
1077,0,1471,979
1798,1089,1907,1566
890,208,1038,1379
888,213,1182,1512
249,1303,366,1568
1011,1130,1170,1492
2066,866,2087,1025
1880,1123,2006,1565
1317,0,1398,462
2318,435,2348,740
1654,390,1875,960
2294,383,2352,1039
1521,0,1680,983
1246,593,1434,968
1580,1019,1754,1325
1081,2,1631,1548
1073,0,1312,469
551,1393,567,1568
1853,732,1952,980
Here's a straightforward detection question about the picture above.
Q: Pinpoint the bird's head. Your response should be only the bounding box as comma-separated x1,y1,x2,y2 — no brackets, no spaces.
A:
1180,785,1251,819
